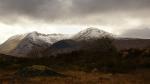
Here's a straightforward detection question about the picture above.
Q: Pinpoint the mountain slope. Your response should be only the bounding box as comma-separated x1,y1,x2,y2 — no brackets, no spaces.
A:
0,34,27,54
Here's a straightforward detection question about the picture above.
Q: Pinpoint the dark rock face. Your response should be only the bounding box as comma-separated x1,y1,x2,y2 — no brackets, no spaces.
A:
43,40,80,56
50,40,78,49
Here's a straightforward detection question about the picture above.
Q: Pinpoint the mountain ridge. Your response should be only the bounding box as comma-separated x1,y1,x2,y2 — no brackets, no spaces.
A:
0,27,150,58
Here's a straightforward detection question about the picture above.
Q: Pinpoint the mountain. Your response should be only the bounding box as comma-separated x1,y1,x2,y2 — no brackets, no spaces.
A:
0,34,27,54
11,31,70,57
0,27,113,57
72,27,113,40
0,27,150,58
0,31,69,57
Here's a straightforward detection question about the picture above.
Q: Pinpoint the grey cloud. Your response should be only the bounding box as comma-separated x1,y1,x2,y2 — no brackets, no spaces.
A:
71,0,150,15
0,0,150,23
121,27,150,39
0,0,63,21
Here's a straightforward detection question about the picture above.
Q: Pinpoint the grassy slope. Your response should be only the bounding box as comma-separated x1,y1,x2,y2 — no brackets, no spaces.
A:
0,69,149,84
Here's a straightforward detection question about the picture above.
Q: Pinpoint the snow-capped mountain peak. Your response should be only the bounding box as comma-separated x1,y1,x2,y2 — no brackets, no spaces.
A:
72,27,113,40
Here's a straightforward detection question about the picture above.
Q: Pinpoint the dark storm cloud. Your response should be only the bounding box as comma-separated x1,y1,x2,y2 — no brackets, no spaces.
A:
121,27,150,39
0,0,63,21
0,0,45,14
71,0,150,15
0,0,150,22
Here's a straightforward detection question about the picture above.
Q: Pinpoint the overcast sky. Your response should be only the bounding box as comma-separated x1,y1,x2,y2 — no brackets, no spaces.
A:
0,0,150,43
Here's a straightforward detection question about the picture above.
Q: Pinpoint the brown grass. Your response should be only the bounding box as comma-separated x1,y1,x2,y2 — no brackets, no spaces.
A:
0,69,149,84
